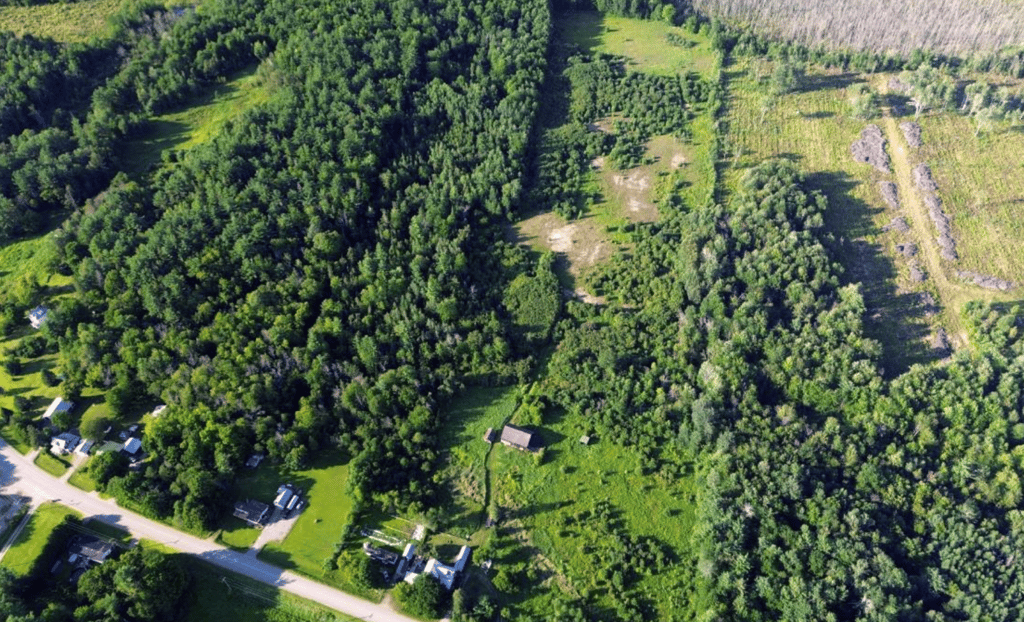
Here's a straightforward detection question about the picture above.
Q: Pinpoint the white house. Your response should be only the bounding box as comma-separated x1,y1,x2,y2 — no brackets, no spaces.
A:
50,432,80,456
453,545,471,572
424,558,458,590
28,306,48,329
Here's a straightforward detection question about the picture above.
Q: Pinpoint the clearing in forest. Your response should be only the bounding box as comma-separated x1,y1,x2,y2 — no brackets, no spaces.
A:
515,12,718,291
914,110,1024,284
724,58,964,373
477,400,706,620
124,65,274,175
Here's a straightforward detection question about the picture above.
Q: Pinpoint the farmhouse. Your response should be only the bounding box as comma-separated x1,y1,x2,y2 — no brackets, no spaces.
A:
50,432,80,456
500,425,535,451
28,306,48,329
41,397,74,423
362,542,401,565
233,499,270,526
453,545,471,572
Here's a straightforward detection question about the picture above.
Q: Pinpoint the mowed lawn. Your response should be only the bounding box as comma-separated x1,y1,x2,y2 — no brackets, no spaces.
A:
916,111,1024,284
0,502,79,576
257,452,362,592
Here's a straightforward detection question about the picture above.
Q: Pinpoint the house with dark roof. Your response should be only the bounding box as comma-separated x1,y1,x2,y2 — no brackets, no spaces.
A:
233,500,270,527
68,536,113,566
500,425,535,451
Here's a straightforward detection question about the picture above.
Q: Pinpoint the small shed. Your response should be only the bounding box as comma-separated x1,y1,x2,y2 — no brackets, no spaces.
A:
74,439,95,456
500,425,535,451
580,435,591,445
483,428,496,443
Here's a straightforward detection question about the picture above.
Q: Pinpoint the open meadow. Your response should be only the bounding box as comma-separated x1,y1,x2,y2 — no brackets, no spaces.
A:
515,11,719,298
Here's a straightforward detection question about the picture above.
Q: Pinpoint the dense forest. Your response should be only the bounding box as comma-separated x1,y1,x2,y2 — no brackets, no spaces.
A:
2,0,1024,620
47,0,551,530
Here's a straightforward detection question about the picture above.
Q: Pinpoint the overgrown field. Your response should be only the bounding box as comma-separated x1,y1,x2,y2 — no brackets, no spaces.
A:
915,112,1024,282
692,0,1024,56
0,0,184,43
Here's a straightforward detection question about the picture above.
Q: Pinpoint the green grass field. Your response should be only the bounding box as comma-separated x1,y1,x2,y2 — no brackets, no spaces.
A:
183,553,358,622
915,111,1024,283
33,451,69,476
0,0,192,44
254,453,375,599
0,502,80,576
437,386,520,534
557,11,718,78
444,388,706,620
124,65,274,175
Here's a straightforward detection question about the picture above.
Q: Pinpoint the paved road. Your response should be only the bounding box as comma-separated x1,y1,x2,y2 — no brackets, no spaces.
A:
0,440,418,622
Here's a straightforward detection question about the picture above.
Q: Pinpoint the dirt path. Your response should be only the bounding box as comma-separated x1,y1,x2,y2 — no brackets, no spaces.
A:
876,88,970,347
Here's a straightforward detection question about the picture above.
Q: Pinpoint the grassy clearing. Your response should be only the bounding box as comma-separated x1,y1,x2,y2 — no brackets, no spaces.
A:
515,12,719,295
914,111,1024,284
466,400,705,620
722,58,958,373
181,552,359,622
557,11,718,77
1,502,80,576
0,0,192,44
437,386,520,535
124,65,274,175
80,519,131,544
33,452,69,477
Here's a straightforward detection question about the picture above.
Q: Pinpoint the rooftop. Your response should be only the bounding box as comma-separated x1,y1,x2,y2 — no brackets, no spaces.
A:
500,424,535,449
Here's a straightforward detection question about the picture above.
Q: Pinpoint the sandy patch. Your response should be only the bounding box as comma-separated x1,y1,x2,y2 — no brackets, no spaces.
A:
591,156,605,170
612,171,651,191
548,224,578,253
671,153,688,168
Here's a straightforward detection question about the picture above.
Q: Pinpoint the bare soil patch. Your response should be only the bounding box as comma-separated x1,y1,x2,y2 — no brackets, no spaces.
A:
606,169,658,223
514,213,613,278
878,181,900,210
671,153,688,168
895,242,917,257
851,124,890,173
913,163,938,193
930,327,951,356
909,264,927,282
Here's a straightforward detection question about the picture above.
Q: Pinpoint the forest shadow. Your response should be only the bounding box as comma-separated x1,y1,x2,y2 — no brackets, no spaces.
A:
798,72,862,93
806,170,937,375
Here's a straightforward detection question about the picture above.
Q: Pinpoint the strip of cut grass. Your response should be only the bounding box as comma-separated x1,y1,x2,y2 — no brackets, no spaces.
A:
33,452,69,477
1,502,80,576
